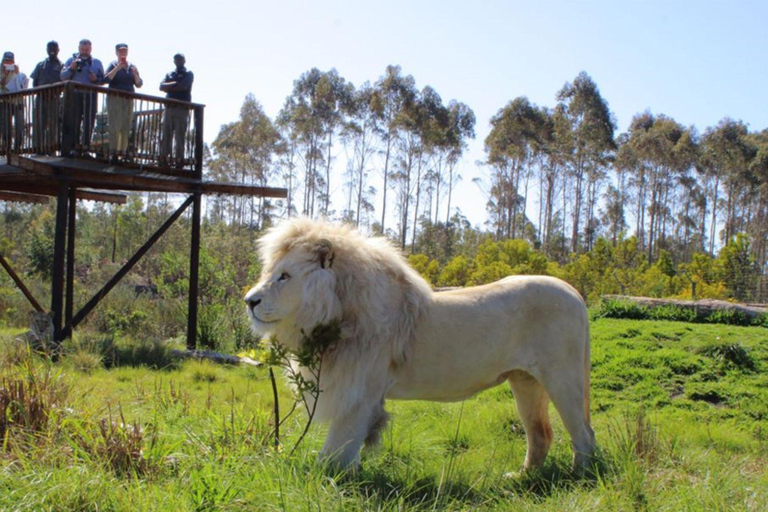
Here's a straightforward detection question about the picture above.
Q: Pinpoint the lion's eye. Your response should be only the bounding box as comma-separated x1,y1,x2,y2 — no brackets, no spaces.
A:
277,272,291,282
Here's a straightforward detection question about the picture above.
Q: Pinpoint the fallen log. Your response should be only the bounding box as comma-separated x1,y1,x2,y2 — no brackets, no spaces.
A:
602,295,768,320
171,349,261,366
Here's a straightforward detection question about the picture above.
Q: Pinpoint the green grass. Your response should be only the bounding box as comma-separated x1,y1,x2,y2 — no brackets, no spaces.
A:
1,319,767,511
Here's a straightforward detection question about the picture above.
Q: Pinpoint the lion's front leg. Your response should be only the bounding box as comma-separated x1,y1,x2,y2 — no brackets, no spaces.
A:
319,401,383,471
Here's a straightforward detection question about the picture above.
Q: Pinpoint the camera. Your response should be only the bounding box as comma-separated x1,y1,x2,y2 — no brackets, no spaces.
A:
3,64,14,71
76,59,84,72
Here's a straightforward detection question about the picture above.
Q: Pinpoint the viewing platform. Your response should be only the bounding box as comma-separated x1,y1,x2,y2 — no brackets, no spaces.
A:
0,81,287,347
0,81,285,199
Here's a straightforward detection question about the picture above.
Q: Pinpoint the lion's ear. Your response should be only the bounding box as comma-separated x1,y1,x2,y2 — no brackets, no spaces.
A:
314,239,335,269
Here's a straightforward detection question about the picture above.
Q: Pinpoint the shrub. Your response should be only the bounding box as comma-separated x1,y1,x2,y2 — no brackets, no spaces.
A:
695,342,757,372
705,309,751,326
648,305,697,322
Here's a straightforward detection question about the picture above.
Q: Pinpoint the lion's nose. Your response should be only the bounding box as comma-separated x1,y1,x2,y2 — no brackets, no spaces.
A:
245,297,261,308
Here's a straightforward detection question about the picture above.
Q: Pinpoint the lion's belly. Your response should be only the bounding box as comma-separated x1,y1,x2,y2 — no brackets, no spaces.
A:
386,318,522,401
385,276,587,402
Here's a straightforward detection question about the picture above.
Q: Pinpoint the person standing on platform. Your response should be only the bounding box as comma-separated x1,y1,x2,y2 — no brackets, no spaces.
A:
0,51,30,151
104,43,143,162
159,53,193,167
61,39,104,152
30,41,63,153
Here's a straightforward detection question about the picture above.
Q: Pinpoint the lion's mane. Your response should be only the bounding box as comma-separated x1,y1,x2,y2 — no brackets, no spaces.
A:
256,218,433,421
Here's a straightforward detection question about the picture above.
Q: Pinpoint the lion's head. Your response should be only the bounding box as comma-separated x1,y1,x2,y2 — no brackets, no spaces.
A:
244,218,432,361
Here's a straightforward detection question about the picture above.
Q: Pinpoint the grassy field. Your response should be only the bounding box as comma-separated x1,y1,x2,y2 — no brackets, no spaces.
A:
1,317,766,511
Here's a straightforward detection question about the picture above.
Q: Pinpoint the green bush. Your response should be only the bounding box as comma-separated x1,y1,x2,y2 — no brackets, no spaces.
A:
648,305,697,322
598,299,649,320
705,309,751,326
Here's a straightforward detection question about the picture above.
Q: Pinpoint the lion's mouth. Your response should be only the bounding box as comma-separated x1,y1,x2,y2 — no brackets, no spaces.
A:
251,313,280,325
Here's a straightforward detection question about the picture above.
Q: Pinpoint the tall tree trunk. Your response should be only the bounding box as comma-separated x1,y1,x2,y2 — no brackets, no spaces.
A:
445,163,455,225
380,132,393,231
708,173,721,255
324,131,333,216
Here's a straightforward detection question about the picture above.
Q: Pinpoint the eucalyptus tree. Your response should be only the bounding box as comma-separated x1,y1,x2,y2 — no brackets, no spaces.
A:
341,81,379,227
274,109,300,219
556,72,616,253
535,105,570,256
600,184,627,245
409,85,454,249
700,119,756,253
390,85,428,249
617,112,697,261
484,96,547,240
746,129,768,271
279,68,354,217
209,94,282,228
437,100,475,225
371,65,417,233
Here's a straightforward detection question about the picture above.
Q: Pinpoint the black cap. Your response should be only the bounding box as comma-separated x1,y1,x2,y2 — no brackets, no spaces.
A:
173,53,185,60
47,41,59,49
2,51,14,61
115,43,128,50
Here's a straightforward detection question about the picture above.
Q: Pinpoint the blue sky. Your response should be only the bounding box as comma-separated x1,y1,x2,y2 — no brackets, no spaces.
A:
8,0,768,226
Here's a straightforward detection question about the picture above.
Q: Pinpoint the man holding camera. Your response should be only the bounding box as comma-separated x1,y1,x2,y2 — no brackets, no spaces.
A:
31,41,63,152
0,51,30,151
61,39,104,152
104,43,143,162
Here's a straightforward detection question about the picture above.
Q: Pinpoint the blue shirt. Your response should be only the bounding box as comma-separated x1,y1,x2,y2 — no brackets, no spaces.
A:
60,54,104,85
31,58,63,87
105,61,143,93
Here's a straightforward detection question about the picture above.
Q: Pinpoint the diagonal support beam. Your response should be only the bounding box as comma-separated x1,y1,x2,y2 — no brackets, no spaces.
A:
0,252,44,312
63,195,195,338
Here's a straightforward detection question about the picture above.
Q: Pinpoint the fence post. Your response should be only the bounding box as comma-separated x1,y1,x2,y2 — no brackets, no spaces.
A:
193,105,204,178
60,82,78,156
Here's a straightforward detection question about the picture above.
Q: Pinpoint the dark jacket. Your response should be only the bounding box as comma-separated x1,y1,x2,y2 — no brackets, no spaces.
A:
160,67,193,102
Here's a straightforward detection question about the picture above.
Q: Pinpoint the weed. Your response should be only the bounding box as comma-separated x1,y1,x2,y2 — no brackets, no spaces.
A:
97,413,147,476
192,367,219,383
607,408,662,465
0,338,34,367
154,379,190,411
188,463,241,511
0,363,70,451
266,320,341,454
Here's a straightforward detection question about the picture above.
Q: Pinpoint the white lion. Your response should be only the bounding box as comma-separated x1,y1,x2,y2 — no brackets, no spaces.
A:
244,218,595,472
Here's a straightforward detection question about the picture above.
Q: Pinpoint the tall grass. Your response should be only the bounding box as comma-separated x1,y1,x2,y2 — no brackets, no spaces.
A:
1,319,767,511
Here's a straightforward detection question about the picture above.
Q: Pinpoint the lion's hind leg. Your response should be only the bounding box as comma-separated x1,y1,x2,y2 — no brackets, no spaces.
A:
364,400,389,448
538,367,596,472
507,370,554,471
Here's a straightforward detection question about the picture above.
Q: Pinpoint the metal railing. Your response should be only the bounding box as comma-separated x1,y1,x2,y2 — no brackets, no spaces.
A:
0,81,203,172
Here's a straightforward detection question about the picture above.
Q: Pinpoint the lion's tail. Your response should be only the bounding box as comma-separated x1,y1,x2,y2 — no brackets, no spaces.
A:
583,320,592,425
